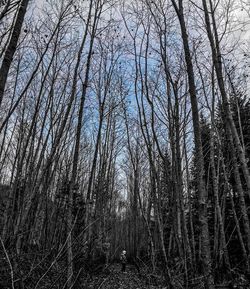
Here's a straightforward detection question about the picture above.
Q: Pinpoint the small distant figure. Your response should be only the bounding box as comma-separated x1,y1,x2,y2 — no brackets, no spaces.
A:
120,250,127,272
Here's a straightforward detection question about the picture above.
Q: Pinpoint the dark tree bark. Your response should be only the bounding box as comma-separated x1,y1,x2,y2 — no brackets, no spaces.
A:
0,0,30,107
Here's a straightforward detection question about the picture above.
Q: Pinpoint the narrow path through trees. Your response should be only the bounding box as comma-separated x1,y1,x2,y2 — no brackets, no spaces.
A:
1,1,250,289
80,263,164,289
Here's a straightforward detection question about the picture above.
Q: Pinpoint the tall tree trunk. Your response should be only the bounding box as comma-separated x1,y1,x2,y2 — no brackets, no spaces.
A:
171,0,214,287
0,0,30,108
66,1,96,285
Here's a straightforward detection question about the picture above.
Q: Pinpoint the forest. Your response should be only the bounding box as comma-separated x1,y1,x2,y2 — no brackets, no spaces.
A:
0,0,250,288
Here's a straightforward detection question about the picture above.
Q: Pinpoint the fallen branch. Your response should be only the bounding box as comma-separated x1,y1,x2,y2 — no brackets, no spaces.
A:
97,274,111,289
0,236,15,289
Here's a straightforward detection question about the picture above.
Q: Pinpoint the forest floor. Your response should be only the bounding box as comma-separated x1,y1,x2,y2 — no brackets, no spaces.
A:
80,263,165,289
79,263,250,289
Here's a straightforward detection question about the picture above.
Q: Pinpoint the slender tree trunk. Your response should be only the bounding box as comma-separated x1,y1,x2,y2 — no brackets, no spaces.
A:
174,89,192,278
66,1,96,285
201,0,250,198
209,128,231,270
171,1,214,287
228,130,250,253
184,135,196,270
